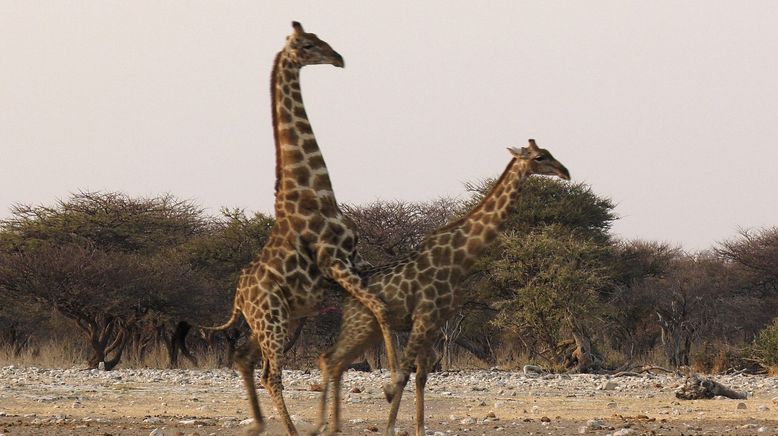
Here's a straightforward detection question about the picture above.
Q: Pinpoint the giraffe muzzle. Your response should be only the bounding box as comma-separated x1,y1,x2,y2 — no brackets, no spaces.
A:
332,52,345,68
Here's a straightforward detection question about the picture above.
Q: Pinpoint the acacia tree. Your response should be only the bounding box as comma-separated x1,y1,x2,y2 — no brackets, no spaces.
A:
188,209,274,279
718,228,778,299
0,191,206,253
628,253,737,368
0,192,214,369
487,226,612,371
464,177,616,371
606,240,681,359
714,228,778,347
0,243,207,368
342,199,459,265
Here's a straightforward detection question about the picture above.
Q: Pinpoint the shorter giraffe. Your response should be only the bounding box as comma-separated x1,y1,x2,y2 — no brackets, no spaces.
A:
316,140,570,436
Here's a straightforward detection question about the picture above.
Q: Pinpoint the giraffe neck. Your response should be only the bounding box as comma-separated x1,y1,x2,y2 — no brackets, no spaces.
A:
271,51,334,216
419,158,529,269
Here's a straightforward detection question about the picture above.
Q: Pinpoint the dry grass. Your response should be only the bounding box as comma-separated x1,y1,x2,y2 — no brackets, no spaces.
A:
0,338,88,368
2,334,765,376
0,337,229,370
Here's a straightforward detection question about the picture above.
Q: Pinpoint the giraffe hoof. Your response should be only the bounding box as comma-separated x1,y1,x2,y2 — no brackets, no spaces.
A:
244,422,265,436
383,383,395,403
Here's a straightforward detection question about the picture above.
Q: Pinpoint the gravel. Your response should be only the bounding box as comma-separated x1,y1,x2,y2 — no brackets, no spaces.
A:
1,365,777,435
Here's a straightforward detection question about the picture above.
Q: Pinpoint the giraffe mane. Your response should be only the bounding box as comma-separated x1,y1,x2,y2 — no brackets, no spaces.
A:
270,51,283,195
434,157,518,234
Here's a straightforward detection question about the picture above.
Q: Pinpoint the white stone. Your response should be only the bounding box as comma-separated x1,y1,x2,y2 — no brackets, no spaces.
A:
149,429,164,436
612,429,635,436
599,380,618,390
239,418,254,426
587,419,604,429
143,417,163,424
523,365,543,375
460,417,476,425
221,419,239,428
758,404,770,412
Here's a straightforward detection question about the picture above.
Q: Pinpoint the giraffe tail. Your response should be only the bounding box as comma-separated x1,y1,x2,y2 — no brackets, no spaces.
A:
198,293,242,331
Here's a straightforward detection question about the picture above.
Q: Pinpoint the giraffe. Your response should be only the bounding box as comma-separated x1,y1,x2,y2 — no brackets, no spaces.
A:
315,140,571,436
203,22,397,436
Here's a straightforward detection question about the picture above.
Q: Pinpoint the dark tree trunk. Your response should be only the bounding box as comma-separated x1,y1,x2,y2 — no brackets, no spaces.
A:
570,329,595,373
168,321,197,368
75,315,130,370
658,312,694,368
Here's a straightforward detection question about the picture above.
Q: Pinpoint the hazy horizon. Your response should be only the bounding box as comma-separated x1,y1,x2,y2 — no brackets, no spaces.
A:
2,2,777,252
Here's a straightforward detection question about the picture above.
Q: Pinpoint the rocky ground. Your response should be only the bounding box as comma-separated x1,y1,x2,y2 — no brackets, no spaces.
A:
0,365,776,435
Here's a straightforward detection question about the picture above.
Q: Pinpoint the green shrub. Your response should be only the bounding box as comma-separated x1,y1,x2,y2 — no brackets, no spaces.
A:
752,317,778,367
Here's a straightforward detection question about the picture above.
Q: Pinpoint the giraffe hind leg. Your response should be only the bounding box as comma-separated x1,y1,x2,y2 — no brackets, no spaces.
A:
328,261,399,385
247,297,299,436
314,352,331,435
234,337,265,434
385,319,438,436
317,305,380,434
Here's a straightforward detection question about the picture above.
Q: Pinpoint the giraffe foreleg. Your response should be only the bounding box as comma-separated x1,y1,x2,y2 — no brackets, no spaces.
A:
414,350,437,436
384,319,437,436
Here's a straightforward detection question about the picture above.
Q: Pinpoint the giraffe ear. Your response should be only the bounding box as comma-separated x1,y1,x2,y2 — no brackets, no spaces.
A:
292,21,305,34
527,139,539,151
508,146,530,158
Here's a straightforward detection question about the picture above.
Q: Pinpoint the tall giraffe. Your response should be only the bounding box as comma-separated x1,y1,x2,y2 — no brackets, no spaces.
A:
316,140,570,436
206,22,396,435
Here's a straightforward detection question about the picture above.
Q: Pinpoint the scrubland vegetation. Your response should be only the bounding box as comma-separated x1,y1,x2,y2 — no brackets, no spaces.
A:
1,179,776,374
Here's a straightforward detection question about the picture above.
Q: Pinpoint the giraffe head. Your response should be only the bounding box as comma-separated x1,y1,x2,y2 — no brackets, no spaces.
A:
509,139,570,180
284,21,345,68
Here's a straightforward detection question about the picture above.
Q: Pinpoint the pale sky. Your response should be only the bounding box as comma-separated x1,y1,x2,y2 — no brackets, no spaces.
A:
2,1,777,252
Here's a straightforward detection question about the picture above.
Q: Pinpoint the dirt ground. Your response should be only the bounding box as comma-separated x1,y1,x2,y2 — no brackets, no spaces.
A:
1,366,776,435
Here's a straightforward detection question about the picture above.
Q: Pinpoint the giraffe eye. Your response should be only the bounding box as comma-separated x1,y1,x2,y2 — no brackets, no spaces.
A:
302,44,314,50
534,155,547,162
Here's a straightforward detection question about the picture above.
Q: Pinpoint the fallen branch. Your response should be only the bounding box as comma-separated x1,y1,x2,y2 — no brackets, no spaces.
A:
675,374,747,400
